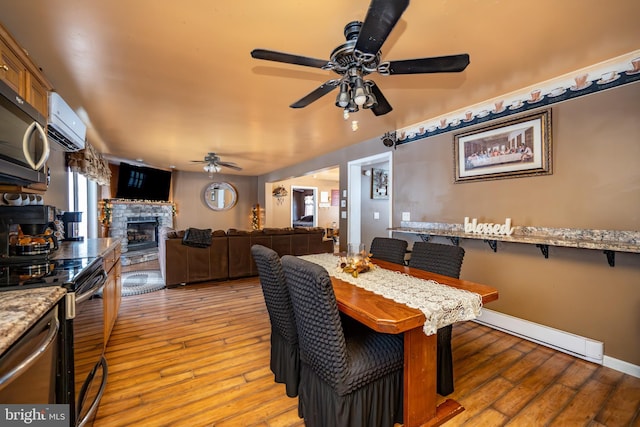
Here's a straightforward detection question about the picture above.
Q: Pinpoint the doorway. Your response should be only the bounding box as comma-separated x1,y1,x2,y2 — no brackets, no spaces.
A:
347,151,393,248
291,186,317,227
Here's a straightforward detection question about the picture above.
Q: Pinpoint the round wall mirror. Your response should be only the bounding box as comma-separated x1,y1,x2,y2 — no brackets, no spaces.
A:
203,182,237,211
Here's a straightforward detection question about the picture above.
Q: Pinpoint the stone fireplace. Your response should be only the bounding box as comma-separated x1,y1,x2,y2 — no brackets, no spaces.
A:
106,200,174,265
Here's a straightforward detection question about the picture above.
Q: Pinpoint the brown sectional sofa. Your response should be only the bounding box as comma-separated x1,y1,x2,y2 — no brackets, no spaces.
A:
158,227,333,287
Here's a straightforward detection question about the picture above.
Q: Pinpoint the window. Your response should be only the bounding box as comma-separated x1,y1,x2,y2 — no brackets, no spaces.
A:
68,169,99,239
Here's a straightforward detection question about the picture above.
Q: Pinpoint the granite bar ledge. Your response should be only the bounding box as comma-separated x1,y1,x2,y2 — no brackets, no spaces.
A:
391,222,640,264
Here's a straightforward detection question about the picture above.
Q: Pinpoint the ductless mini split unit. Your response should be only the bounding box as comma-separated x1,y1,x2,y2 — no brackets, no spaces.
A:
47,91,86,152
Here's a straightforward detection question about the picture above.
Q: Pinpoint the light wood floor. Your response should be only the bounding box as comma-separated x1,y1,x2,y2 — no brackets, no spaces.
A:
94,272,640,426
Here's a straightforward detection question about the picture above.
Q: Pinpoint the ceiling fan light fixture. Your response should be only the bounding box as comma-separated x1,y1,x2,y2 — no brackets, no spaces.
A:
354,89,367,106
353,77,367,106
203,164,221,174
363,94,377,109
347,99,359,113
362,82,377,109
336,81,350,108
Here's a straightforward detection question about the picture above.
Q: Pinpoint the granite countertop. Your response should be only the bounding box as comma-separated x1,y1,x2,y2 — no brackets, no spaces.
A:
0,287,66,354
51,237,119,260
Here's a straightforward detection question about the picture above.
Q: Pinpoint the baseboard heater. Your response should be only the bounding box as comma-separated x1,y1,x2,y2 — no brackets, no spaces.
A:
474,308,604,364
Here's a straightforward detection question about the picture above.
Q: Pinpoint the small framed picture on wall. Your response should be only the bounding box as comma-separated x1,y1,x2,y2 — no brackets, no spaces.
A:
371,168,389,199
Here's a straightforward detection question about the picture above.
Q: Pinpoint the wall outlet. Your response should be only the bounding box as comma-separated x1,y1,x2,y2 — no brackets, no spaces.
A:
402,212,411,221
341,211,347,219
374,212,380,220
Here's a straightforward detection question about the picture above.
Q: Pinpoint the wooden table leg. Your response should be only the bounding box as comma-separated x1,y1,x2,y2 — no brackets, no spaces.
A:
404,327,436,426
403,327,464,427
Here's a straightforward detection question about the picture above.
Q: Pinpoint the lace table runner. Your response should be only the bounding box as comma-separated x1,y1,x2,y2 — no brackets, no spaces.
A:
300,253,483,336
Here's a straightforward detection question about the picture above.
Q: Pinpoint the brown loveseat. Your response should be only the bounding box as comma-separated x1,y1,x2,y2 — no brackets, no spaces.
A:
158,227,333,287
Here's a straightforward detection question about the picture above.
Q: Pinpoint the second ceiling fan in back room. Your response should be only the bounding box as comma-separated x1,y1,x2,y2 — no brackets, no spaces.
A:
251,0,470,117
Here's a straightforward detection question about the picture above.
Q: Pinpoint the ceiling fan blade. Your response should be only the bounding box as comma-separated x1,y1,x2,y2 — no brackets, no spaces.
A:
369,82,393,116
217,162,243,171
388,54,470,74
355,0,409,57
251,49,329,69
290,80,340,108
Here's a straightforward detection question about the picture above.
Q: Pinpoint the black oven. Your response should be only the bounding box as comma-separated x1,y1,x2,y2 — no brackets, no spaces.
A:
65,257,108,427
0,78,49,186
0,256,108,427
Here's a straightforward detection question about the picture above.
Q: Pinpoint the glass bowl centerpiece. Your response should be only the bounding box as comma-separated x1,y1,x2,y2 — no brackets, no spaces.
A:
339,244,375,277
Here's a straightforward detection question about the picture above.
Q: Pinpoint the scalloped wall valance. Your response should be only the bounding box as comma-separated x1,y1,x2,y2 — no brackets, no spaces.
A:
66,143,111,186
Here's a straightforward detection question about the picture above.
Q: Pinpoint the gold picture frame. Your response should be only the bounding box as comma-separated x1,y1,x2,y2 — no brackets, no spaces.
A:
454,109,552,183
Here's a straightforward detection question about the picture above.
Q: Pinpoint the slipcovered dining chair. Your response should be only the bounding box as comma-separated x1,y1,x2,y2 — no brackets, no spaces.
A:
281,255,404,427
250,244,300,398
408,241,465,396
369,237,408,265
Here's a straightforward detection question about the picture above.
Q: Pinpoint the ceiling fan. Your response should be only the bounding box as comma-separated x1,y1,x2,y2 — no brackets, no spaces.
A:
190,152,242,174
250,0,470,116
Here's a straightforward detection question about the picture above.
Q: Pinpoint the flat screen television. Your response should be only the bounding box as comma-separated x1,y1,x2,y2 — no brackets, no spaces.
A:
115,162,172,201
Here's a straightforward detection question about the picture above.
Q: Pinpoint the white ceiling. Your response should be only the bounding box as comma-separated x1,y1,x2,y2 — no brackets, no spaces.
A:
1,1,638,176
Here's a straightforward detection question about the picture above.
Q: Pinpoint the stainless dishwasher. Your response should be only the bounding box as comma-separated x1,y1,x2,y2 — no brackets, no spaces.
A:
0,302,61,403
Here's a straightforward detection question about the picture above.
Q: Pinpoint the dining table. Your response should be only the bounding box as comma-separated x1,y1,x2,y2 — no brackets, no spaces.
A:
305,255,499,427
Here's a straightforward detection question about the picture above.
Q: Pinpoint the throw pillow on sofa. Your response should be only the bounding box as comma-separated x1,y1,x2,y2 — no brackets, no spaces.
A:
182,227,212,248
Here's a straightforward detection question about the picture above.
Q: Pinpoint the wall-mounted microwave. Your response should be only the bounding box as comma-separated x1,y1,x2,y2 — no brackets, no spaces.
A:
0,78,49,187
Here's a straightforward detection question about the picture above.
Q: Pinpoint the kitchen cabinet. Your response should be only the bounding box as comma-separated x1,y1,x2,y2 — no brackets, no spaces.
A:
0,37,25,95
0,23,52,116
103,242,122,347
26,72,49,116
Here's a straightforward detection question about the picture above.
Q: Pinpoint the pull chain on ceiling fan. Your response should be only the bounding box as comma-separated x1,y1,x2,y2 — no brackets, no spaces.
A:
250,0,470,117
